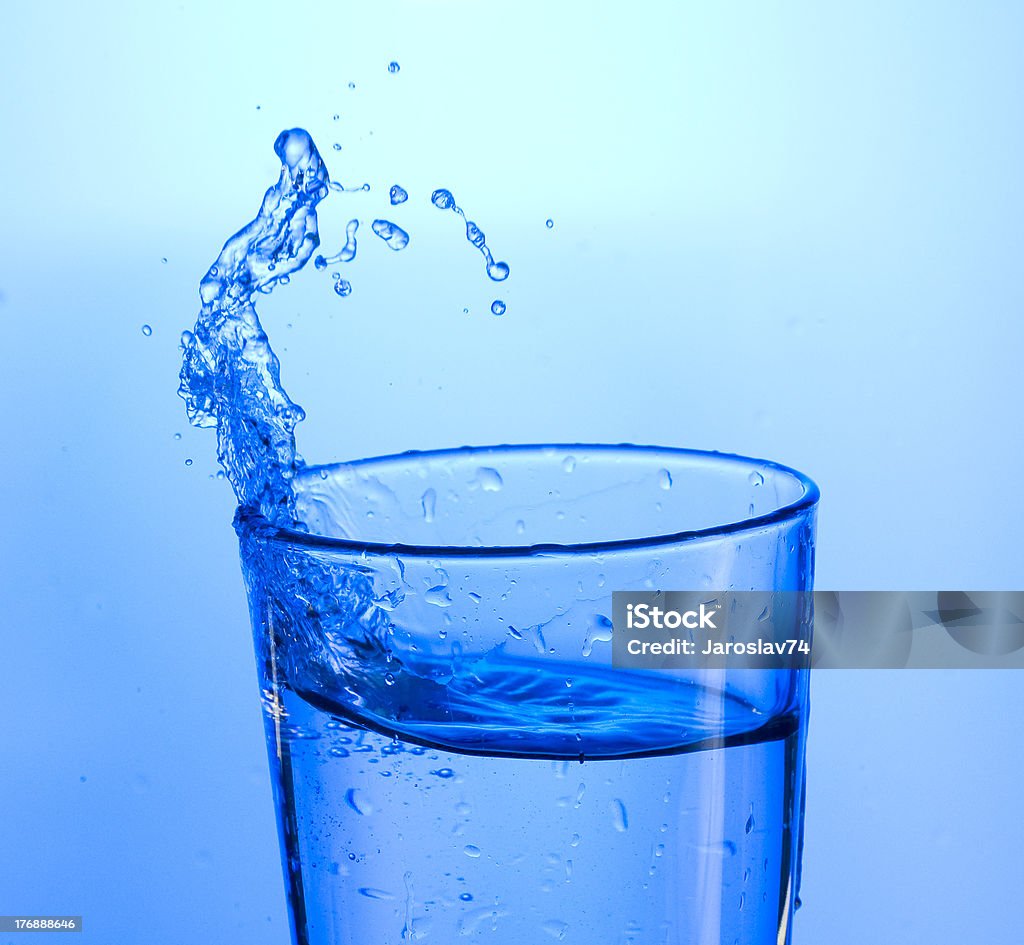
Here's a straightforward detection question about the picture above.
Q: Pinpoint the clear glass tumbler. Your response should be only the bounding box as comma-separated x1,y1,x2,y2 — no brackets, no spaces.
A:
236,444,819,945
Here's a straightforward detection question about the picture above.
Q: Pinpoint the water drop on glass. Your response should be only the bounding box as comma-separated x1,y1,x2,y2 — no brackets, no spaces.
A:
745,812,755,834
657,468,673,490
477,467,503,491
748,470,765,487
421,487,437,523
463,844,482,858
184,458,193,466
344,788,373,815
491,300,506,316
546,219,554,228
611,799,629,832
141,324,152,336
459,892,473,902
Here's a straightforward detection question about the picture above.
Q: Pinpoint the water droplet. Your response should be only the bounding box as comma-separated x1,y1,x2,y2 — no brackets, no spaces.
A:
745,812,755,834
546,219,554,228
333,278,353,297
431,768,455,779
173,432,182,441
314,256,327,270
431,188,457,210
515,519,526,535
371,219,410,251
141,324,152,336
562,455,576,473
390,184,409,205
388,61,401,73
657,468,673,490
358,887,395,900
542,920,569,940
333,114,340,120
477,467,503,491
348,81,356,89
384,672,396,686
333,143,342,151
491,300,506,316
463,844,482,858
574,783,586,808
421,487,437,522
161,256,168,263
611,799,629,832
486,261,510,281
748,470,765,487
329,746,350,758
345,788,373,815
179,330,194,349
184,458,193,466
466,220,486,248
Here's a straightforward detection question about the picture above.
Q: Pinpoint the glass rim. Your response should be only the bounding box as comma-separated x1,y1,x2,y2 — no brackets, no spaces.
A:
236,443,820,558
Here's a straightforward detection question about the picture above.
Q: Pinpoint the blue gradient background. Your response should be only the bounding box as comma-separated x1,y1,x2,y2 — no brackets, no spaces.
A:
2,2,1022,942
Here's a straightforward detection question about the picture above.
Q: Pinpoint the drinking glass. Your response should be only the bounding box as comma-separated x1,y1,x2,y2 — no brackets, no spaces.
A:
236,444,819,945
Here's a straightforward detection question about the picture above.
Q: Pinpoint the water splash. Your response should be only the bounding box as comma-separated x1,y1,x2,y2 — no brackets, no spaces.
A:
372,219,410,251
178,128,328,524
431,189,510,282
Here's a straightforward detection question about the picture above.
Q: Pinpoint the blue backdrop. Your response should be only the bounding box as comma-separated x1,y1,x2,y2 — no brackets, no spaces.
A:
1,2,1021,942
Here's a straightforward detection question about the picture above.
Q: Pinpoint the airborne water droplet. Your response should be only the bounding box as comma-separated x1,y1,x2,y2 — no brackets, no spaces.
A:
390,184,409,205
491,300,506,316
333,278,353,297
431,188,456,210
546,219,554,228
388,61,401,74
141,324,152,336
314,256,327,271
486,261,510,281
371,219,410,251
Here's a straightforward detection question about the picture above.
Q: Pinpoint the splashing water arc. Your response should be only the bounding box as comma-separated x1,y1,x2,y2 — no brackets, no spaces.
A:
178,129,329,525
